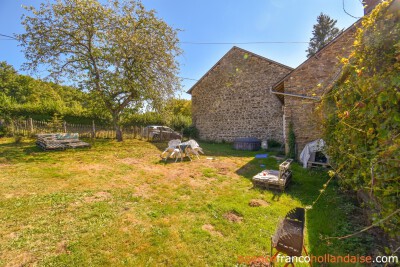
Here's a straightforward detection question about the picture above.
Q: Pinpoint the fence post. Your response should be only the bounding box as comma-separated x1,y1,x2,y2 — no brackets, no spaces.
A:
91,120,96,139
63,121,67,133
28,118,34,134
11,120,15,135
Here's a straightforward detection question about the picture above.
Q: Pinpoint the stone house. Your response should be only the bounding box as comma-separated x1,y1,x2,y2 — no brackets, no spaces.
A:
188,0,385,156
270,23,359,157
270,0,384,158
187,46,292,143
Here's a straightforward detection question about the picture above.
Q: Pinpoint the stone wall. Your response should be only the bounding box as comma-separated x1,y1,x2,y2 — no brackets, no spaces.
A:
281,25,358,157
190,47,292,143
364,0,382,14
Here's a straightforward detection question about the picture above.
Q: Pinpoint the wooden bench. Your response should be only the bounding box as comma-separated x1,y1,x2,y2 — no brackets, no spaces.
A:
36,133,90,151
252,159,293,191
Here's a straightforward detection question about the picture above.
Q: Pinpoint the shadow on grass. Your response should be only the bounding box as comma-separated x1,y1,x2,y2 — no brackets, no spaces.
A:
0,137,373,260
149,140,275,158
234,154,374,258
0,139,41,162
0,137,93,164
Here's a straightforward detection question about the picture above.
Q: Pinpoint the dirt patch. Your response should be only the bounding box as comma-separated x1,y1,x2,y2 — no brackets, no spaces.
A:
132,183,152,199
0,163,12,167
3,193,15,199
5,251,37,267
217,167,230,175
223,211,243,223
119,158,143,165
75,163,110,172
248,258,271,267
124,216,140,225
7,232,18,239
187,176,214,189
56,241,71,255
120,157,164,174
249,199,270,207
202,224,223,237
82,191,112,203
120,213,142,232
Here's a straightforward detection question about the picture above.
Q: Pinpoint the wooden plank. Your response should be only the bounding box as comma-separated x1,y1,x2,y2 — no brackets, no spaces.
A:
307,161,330,168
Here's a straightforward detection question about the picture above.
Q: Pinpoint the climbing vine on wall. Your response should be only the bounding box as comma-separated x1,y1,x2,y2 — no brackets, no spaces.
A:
320,0,399,237
288,122,296,159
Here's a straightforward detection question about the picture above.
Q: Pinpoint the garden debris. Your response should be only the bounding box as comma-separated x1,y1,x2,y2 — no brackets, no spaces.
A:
217,167,229,175
223,211,243,223
56,241,71,255
202,224,223,237
271,155,285,161
249,199,270,207
83,191,112,203
0,163,12,167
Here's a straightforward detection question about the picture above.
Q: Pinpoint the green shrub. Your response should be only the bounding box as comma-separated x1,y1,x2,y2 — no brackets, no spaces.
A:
287,122,296,159
48,113,64,132
122,112,163,126
320,0,399,237
169,114,191,131
13,134,23,144
267,139,282,148
183,125,199,139
0,125,7,137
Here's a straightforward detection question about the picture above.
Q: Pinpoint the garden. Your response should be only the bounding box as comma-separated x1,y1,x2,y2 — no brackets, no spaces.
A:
0,138,372,266
0,0,398,265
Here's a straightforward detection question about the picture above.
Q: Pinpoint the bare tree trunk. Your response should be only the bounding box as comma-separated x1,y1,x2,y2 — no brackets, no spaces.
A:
112,112,123,142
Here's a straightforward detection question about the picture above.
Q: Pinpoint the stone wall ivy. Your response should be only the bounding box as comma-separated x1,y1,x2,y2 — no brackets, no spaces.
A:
321,0,399,237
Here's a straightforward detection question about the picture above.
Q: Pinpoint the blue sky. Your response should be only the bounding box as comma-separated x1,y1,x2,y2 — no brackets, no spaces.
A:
0,0,364,99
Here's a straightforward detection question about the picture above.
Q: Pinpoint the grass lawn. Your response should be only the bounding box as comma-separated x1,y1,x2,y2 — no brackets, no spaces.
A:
0,138,372,266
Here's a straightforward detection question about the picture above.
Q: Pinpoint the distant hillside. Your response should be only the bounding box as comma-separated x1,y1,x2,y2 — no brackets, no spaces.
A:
0,61,192,129
0,61,108,123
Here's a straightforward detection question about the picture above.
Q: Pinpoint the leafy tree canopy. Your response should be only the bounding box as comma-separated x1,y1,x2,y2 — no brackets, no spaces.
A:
163,98,191,118
18,0,182,141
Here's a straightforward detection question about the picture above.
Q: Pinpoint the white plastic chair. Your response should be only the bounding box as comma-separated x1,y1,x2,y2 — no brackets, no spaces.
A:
160,139,183,162
181,139,204,160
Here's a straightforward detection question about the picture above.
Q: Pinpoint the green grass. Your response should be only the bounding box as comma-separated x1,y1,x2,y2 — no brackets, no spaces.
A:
0,138,372,266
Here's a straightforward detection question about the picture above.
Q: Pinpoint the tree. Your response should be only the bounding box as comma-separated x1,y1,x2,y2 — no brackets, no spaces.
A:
18,0,181,141
163,98,191,117
306,13,342,58
162,98,191,130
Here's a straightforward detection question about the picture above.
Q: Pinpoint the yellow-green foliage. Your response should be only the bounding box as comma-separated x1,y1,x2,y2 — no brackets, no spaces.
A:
0,61,107,122
321,0,399,236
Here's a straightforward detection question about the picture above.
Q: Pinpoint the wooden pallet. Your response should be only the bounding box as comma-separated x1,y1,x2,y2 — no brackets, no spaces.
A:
307,161,330,168
36,140,66,151
36,133,90,151
252,159,293,192
65,141,91,149
252,174,291,191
